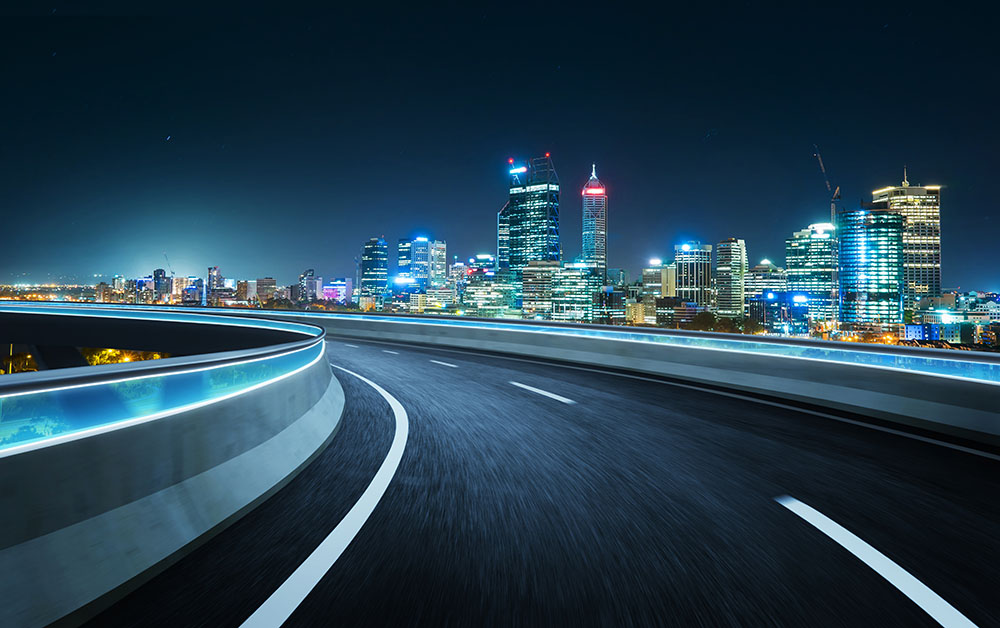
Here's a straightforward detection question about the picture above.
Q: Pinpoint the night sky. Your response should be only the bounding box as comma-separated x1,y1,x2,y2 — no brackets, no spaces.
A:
2,4,997,290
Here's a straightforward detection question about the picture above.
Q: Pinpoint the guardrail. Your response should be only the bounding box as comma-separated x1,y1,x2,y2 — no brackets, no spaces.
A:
0,305,343,627
212,307,1000,446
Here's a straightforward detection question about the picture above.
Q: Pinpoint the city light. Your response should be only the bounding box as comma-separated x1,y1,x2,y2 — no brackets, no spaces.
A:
509,166,527,174
583,187,605,195
648,258,662,266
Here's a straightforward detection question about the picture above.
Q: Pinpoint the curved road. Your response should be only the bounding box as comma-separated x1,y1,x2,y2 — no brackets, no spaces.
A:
89,338,1000,627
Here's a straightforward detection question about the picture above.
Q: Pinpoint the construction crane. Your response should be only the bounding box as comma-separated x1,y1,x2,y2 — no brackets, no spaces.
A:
162,252,176,278
813,144,840,224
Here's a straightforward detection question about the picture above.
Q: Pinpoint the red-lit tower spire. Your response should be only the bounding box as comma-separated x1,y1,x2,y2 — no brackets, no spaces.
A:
581,164,607,281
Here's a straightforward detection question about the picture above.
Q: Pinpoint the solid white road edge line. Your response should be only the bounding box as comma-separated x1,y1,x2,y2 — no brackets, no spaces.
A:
240,364,409,628
509,381,576,404
429,359,458,368
775,495,977,628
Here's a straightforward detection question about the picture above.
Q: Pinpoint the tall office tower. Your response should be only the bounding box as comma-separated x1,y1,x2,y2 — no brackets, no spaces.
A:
152,268,171,303
297,269,315,302
674,242,713,306
641,259,676,297
497,201,510,269
872,170,941,312
581,164,608,281
521,260,561,319
411,238,431,287
236,280,248,301
839,205,904,327
207,266,224,291
744,259,787,310
551,262,602,323
785,223,838,323
397,239,413,278
429,240,448,287
503,155,560,279
715,238,748,318
360,236,389,308
256,277,277,302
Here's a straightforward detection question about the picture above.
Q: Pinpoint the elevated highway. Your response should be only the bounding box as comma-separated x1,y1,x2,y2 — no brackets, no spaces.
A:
1,304,997,626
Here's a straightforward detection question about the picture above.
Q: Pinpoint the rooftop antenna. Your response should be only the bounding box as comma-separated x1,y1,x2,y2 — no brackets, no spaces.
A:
591,163,597,178
902,165,909,187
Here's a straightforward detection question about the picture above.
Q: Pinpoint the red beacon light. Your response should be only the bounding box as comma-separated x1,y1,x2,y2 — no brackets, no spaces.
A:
583,187,606,195
545,152,550,158
508,158,514,164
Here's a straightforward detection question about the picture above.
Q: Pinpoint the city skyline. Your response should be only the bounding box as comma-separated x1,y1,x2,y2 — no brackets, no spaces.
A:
1,6,997,290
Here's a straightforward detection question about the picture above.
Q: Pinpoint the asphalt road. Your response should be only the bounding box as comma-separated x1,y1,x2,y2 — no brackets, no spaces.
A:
88,339,1000,627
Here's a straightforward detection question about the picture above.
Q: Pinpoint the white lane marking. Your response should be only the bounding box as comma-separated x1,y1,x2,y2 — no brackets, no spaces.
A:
430,359,458,368
509,381,576,405
241,364,409,628
775,496,977,628
351,339,1000,463
344,343,359,348
382,349,399,355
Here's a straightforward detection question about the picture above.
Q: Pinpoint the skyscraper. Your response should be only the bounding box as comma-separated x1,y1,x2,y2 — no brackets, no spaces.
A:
551,262,602,323
674,242,713,307
521,260,561,319
581,164,608,281
360,236,389,308
497,201,510,269
744,259,787,312
503,155,560,279
396,239,413,278
715,238,747,318
872,170,941,313
838,206,904,327
785,223,838,323
429,240,448,288
152,268,171,303
297,268,315,302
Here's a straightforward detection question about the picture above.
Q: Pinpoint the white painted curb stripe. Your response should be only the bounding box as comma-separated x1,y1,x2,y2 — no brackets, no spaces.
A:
775,495,977,628
241,364,409,628
509,381,576,405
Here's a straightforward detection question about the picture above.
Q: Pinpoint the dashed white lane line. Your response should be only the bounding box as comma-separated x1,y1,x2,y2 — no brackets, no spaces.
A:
430,359,458,368
240,365,409,628
343,343,359,348
382,349,399,355
775,495,977,628
509,381,576,405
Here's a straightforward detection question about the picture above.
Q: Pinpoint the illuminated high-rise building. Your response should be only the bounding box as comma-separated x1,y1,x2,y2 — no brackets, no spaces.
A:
152,268,171,303
522,260,561,319
297,268,315,302
497,201,510,269
715,238,747,318
674,242,713,307
581,164,607,281
641,259,676,297
429,240,448,287
397,239,413,278
744,259,787,311
785,223,837,323
256,277,277,302
503,155,560,279
872,170,941,312
838,205,904,327
551,262,602,323
360,237,389,306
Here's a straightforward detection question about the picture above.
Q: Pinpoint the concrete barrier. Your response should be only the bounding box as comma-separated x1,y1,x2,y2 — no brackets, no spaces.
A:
0,315,343,628
292,314,999,446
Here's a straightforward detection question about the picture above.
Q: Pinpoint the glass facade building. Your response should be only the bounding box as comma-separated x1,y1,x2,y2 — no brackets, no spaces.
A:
744,260,787,312
581,164,608,282
872,173,941,313
715,238,747,318
551,262,602,323
785,223,837,323
503,155,560,279
674,242,713,307
838,206,904,327
360,236,389,306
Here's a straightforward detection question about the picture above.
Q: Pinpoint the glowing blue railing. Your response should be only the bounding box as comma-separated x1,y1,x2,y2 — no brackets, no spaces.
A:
0,305,325,455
